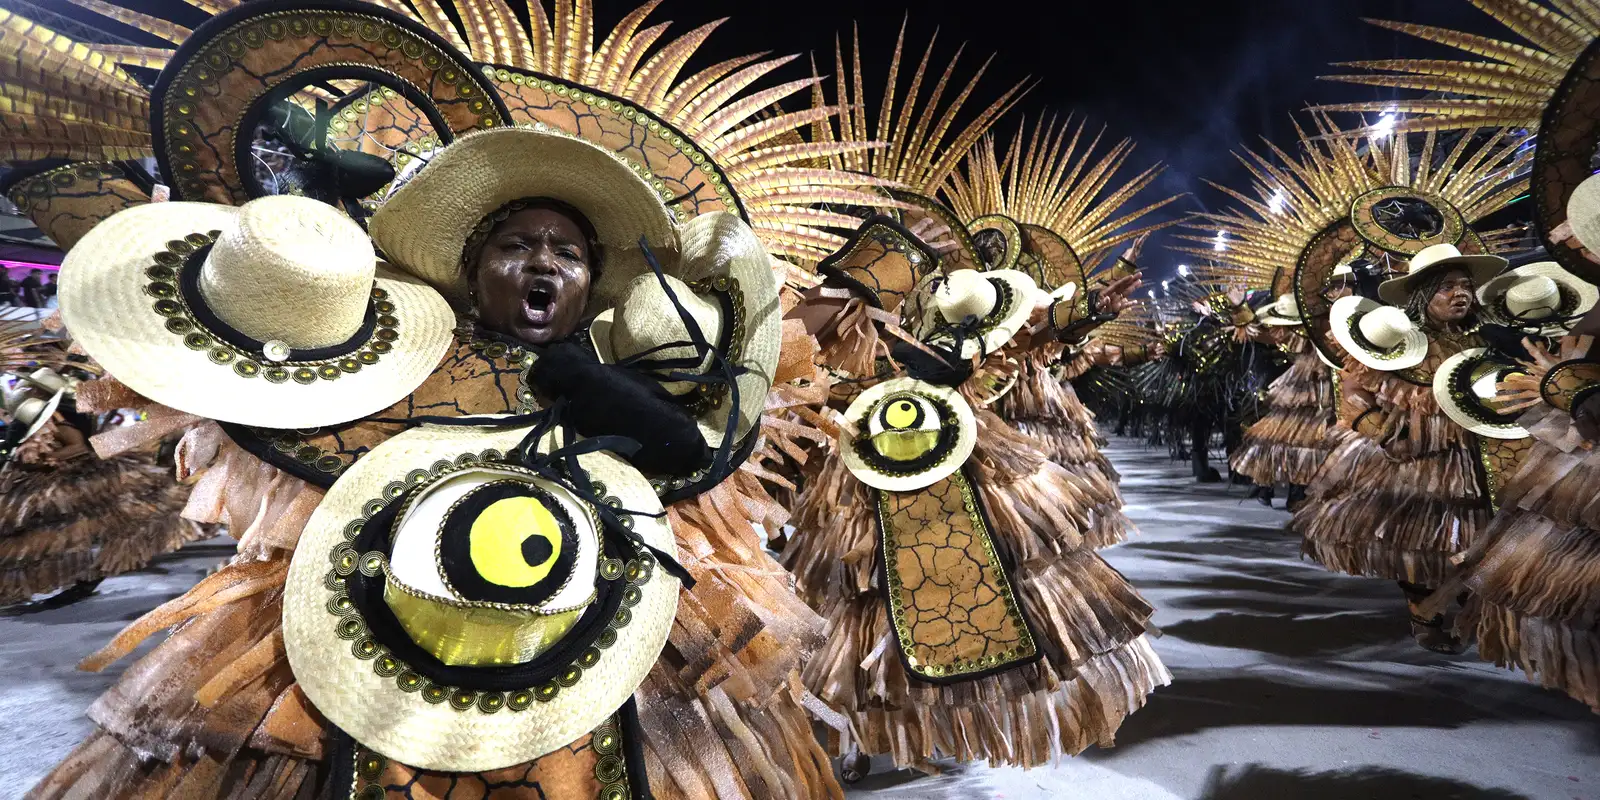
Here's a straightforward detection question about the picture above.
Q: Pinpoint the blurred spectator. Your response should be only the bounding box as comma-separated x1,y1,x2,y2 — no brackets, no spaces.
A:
19,269,43,307
0,271,14,306
43,272,57,309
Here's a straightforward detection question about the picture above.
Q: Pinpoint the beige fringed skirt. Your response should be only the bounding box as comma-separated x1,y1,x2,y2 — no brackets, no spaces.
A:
1,422,206,605
1447,405,1600,712
996,350,1132,549
784,408,1168,770
1230,351,1335,488
28,421,843,800
1293,420,1487,586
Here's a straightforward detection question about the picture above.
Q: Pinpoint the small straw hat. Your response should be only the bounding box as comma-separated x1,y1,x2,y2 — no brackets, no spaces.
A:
589,212,779,450
1260,294,1303,326
839,376,977,492
1377,243,1506,305
918,269,1041,359
1476,262,1598,336
1433,347,1530,439
370,125,680,315
59,196,453,429
2,384,63,448
1329,295,1428,370
283,421,677,772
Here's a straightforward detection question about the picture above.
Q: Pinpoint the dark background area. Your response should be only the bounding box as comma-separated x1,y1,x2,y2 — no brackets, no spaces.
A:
46,0,1519,277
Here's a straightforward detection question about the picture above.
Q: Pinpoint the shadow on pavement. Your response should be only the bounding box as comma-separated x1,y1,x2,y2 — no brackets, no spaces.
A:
1196,764,1531,800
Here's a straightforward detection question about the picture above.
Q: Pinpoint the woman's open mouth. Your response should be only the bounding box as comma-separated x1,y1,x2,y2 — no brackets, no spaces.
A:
521,281,557,325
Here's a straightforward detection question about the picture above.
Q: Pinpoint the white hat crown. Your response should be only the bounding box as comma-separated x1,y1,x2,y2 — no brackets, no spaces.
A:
936,269,998,323
1273,294,1300,317
1358,306,1416,349
199,195,376,349
10,396,46,425
1406,243,1469,275
1504,275,1561,318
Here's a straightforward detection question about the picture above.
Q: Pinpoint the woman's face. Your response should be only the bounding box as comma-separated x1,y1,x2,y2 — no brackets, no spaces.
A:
1425,268,1475,324
470,207,593,345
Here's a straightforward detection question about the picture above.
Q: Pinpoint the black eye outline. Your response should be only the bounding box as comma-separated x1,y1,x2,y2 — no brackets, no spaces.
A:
876,393,928,431
438,480,582,607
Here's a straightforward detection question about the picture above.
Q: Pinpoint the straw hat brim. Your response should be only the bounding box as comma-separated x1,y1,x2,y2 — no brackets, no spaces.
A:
1329,295,1428,371
1377,254,1505,305
591,212,777,450
839,377,976,492
1477,262,1599,335
1433,348,1529,439
369,126,679,315
921,270,1040,359
1260,307,1303,326
59,202,454,430
282,422,678,772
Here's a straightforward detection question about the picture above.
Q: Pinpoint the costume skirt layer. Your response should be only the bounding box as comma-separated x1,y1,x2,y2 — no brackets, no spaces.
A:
1230,352,1335,487
1293,423,1486,586
1,424,205,605
27,422,842,800
784,410,1168,769
997,351,1131,549
1446,406,1600,712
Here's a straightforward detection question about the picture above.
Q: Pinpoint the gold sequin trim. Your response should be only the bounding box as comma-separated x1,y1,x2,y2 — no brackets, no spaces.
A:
321,450,656,714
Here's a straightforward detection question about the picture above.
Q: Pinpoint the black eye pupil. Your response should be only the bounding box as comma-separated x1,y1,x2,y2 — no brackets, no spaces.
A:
521,535,553,567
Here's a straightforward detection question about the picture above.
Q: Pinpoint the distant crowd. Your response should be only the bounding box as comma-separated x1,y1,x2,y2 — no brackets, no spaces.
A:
1,269,57,308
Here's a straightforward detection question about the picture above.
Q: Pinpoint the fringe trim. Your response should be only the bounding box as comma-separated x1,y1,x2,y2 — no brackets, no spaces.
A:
1293,427,1487,585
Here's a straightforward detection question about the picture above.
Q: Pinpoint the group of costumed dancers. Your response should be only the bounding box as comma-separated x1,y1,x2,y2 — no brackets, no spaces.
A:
1,0,1599,797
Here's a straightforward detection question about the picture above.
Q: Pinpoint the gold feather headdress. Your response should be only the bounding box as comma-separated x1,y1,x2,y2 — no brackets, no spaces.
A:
1317,1,1600,133
0,0,890,264
1178,115,1532,294
807,16,1031,198
943,114,1184,281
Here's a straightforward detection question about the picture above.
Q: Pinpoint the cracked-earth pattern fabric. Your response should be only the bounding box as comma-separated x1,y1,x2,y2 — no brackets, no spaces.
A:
879,473,1028,677
352,730,620,799
9,164,149,252
493,73,739,223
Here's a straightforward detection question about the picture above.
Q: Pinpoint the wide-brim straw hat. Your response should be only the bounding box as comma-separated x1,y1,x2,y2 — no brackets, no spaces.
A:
589,212,779,449
60,197,454,429
4,387,63,446
1433,347,1529,439
370,125,680,315
1330,295,1428,371
918,269,1041,359
839,376,976,492
1567,173,1600,255
283,422,678,773
1260,293,1303,326
1377,243,1506,305
1477,261,1599,336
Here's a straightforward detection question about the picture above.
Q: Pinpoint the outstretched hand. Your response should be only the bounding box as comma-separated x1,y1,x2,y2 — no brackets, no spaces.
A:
1096,273,1142,316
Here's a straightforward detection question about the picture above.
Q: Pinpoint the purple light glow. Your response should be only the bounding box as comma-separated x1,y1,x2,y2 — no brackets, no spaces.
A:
0,260,58,272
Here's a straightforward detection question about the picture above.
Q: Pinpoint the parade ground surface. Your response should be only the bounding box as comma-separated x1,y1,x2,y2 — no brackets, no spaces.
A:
3,436,1597,800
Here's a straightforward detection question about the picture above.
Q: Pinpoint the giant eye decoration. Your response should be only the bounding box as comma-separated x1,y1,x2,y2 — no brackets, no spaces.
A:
383,467,602,667
840,377,977,492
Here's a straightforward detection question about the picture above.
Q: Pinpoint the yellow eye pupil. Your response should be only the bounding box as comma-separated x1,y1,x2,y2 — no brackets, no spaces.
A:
469,497,564,588
883,400,919,429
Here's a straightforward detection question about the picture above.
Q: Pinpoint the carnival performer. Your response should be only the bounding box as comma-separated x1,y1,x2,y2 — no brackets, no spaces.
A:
1,360,209,609
942,120,1180,547
784,214,1168,775
1399,179,1600,711
1295,244,1519,653
1229,289,1343,510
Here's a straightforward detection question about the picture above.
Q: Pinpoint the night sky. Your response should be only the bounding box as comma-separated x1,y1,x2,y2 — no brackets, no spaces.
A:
56,0,1518,276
